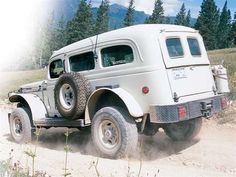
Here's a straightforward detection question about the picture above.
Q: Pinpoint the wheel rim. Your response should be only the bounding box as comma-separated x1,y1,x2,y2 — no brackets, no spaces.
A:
59,83,75,110
12,116,23,137
98,119,121,150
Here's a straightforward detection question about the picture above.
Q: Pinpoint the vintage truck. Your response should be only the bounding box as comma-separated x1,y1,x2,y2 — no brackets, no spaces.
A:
8,24,229,158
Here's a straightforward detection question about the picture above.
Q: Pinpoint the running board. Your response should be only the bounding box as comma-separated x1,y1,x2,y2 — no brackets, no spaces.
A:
33,117,85,128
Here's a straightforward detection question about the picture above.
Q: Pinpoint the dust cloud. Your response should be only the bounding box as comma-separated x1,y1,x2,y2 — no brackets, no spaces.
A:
29,126,199,162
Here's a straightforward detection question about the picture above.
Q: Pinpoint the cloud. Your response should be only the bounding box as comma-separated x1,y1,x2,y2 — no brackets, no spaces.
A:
163,0,182,15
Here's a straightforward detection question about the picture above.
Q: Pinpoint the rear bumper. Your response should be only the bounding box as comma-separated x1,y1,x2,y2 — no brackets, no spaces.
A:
149,95,226,123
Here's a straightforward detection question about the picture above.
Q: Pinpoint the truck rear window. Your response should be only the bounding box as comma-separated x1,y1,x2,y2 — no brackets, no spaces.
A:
166,38,184,58
187,38,201,56
101,45,134,67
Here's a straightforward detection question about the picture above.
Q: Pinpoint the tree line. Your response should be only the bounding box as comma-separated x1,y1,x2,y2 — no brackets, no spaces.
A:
27,0,236,69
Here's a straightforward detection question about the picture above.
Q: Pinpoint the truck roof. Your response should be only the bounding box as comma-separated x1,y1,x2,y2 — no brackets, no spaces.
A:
51,24,197,59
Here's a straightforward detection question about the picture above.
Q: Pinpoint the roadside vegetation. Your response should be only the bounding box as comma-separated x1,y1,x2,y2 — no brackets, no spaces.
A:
0,69,46,100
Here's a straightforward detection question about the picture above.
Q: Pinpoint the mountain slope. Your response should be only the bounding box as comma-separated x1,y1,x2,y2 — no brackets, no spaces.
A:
40,0,196,29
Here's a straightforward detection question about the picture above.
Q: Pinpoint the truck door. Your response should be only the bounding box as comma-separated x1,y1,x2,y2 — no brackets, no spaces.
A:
159,31,216,100
44,56,65,117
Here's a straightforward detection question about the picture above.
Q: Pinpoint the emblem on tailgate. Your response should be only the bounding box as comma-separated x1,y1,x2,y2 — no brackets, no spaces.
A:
172,68,187,80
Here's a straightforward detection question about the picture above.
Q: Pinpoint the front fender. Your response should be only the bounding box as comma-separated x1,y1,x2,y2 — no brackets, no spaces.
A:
85,88,144,124
9,93,47,122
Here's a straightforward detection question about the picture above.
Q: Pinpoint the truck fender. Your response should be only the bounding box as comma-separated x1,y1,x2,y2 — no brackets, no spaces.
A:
85,88,144,124
9,94,47,122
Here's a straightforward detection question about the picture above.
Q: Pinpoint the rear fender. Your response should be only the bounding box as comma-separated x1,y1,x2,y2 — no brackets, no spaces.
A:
85,88,144,124
9,94,47,122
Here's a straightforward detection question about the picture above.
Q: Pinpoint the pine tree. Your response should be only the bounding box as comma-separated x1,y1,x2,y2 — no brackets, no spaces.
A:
165,16,171,24
217,1,231,49
175,3,187,26
124,0,135,26
66,0,93,45
53,15,67,50
186,10,191,27
36,12,55,67
95,0,110,34
145,0,164,24
230,12,236,46
195,0,220,50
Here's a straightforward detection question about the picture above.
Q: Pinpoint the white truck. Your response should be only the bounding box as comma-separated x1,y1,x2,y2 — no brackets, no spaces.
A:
8,24,229,158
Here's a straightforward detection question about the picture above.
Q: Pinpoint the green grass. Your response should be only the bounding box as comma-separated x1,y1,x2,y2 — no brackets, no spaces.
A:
0,69,46,100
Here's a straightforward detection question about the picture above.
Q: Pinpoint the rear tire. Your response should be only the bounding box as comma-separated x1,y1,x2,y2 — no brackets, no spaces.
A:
164,118,202,141
9,108,32,143
91,107,138,159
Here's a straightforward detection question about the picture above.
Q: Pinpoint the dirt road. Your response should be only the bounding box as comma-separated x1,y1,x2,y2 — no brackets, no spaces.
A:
1,107,236,177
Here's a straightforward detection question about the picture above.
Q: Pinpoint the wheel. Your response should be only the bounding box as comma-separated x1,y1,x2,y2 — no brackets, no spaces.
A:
91,107,138,159
9,108,32,143
54,73,92,120
164,118,202,141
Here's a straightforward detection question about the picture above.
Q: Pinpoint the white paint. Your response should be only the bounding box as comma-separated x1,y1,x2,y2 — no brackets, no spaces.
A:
9,93,47,122
111,88,144,117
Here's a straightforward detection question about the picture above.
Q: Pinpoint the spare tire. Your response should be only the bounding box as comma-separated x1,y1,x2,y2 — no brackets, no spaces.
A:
54,73,92,120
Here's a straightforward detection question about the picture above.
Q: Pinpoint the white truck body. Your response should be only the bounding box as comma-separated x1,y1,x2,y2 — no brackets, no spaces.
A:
8,24,229,158
14,24,227,122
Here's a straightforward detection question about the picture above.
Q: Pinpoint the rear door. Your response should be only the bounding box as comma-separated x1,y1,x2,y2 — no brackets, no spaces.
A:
159,31,215,99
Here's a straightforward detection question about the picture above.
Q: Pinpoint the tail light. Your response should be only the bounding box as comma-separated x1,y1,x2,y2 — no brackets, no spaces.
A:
142,86,149,94
220,96,227,109
178,106,187,120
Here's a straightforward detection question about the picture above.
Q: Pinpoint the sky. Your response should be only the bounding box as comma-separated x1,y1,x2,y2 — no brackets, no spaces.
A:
93,0,236,18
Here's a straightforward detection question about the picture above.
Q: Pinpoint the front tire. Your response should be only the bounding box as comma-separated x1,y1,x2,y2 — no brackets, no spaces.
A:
91,107,138,159
164,118,202,141
9,108,33,143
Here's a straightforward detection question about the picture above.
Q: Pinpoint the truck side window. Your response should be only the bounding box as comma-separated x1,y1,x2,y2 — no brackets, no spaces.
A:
69,52,95,72
49,60,64,79
101,45,134,67
187,38,201,56
166,38,184,58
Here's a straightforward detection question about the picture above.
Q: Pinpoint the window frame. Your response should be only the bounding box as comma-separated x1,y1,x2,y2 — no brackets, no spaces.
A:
165,37,184,59
68,51,95,72
187,37,202,57
49,59,64,79
100,44,135,68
